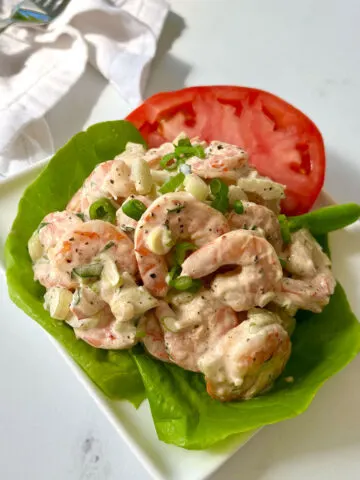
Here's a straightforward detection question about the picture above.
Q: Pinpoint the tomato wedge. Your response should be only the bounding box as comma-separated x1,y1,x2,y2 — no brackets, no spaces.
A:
126,86,325,215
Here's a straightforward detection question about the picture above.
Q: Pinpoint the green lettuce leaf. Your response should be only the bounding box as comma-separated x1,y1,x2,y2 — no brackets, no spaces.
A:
5,121,146,406
5,121,360,448
132,282,360,448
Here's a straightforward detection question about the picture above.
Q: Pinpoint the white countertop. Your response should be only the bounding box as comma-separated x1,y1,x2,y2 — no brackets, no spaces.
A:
1,0,360,479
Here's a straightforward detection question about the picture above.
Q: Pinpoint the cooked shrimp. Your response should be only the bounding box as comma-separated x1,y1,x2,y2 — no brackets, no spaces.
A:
138,312,170,362
67,160,134,213
181,230,283,311
198,308,291,401
134,192,229,297
33,260,78,290
73,305,138,349
116,194,152,238
143,132,189,169
155,295,240,372
49,219,137,277
275,229,335,313
70,285,106,320
67,160,114,213
187,141,249,182
38,211,83,253
228,201,282,253
143,142,175,169
284,229,331,277
275,271,336,314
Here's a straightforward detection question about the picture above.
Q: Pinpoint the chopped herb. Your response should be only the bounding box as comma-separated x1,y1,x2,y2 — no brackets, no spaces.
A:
210,178,229,213
75,213,86,221
102,241,115,252
120,225,135,233
167,204,185,214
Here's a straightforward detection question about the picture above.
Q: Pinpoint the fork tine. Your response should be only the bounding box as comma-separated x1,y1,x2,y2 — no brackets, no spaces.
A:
32,0,71,16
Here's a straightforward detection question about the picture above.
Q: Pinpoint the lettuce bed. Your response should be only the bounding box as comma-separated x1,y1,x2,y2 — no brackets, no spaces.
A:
5,121,360,449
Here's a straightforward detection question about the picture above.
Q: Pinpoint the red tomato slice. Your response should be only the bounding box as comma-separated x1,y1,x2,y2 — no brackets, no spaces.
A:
126,86,325,215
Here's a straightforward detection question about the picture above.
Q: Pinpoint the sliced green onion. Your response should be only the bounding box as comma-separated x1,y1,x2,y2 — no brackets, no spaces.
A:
170,275,202,292
175,144,205,159
121,199,147,221
159,172,185,194
168,264,182,283
167,204,185,214
186,279,202,293
177,137,192,147
170,275,193,290
120,225,135,233
211,196,229,213
101,241,115,252
278,214,291,244
210,178,229,213
160,153,178,171
193,145,206,159
233,200,244,214
89,198,116,224
72,263,103,279
278,257,287,268
75,213,86,221
175,242,197,265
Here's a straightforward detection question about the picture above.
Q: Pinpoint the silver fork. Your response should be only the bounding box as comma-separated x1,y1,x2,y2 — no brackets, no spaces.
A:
0,0,71,35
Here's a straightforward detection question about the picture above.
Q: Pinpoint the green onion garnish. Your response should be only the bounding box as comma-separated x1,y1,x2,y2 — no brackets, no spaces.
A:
72,263,103,279
160,153,178,171
101,241,115,252
75,213,86,221
210,178,229,213
174,242,197,265
89,198,116,224
233,200,244,214
177,138,192,147
278,214,291,244
167,204,185,214
121,199,147,221
159,138,205,173
279,257,287,268
170,275,202,292
159,172,185,194
168,264,182,283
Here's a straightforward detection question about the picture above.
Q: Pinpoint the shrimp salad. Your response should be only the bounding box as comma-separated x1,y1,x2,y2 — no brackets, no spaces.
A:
28,134,336,402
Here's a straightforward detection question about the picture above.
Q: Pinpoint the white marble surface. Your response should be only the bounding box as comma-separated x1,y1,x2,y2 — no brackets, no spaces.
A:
1,0,360,479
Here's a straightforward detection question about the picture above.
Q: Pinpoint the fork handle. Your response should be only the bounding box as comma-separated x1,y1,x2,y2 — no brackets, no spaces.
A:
0,20,15,35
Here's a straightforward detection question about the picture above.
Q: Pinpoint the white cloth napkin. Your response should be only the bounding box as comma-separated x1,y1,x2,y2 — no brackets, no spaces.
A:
0,0,169,178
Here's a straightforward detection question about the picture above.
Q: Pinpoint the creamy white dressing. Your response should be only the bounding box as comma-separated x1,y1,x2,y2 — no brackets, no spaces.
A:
198,309,291,400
